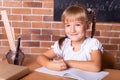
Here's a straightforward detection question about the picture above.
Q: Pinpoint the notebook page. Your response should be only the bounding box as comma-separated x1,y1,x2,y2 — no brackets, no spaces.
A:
35,67,65,76
35,67,84,79
67,68,109,80
35,67,109,80
63,72,84,80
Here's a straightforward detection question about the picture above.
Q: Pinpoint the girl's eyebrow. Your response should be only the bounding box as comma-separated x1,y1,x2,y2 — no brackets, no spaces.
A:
76,21,82,23
64,23,70,25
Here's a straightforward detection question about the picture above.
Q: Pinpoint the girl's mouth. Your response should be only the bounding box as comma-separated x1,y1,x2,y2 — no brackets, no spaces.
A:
70,33,78,36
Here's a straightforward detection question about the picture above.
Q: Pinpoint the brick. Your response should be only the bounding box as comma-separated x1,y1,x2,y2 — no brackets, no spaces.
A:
2,28,21,35
22,29,41,34
44,2,53,8
35,0,53,3
41,41,54,47
43,0,54,2
42,29,52,35
32,34,51,41
101,31,119,37
0,47,9,54
32,9,53,15
52,35,62,41
20,0,34,1
51,29,61,35
0,41,2,46
21,47,31,54
31,47,48,54
96,24,120,31
96,25,112,31
42,29,61,35
111,26,120,31
0,8,11,14
97,38,110,44
0,34,7,39
12,8,31,14
32,22,51,28
103,44,118,50
94,31,100,36
0,15,1,20
2,40,17,47
0,28,2,34
9,15,22,21
2,28,20,37
1,28,5,34
14,28,20,34
20,34,31,40
111,38,120,44
8,29,20,39
23,15,42,21
0,22,4,27
52,23,63,29
23,2,42,7
3,1,22,7
12,22,31,28
22,41,40,47
43,16,53,21
118,45,120,51
1,41,9,46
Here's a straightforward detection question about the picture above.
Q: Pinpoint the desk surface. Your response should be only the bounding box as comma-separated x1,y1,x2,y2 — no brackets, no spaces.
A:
1,54,120,80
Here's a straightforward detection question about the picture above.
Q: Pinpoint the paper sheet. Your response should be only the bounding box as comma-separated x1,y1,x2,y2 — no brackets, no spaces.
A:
35,67,109,80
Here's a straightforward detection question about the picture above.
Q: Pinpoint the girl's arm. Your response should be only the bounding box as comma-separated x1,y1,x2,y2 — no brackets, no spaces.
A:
37,49,68,71
65,50,102,72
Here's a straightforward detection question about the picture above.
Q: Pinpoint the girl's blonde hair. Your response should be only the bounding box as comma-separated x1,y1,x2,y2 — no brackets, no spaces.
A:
61,5,90,24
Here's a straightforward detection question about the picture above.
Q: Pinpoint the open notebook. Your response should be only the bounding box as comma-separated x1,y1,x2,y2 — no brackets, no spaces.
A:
0,64,30,80
35,67,109,80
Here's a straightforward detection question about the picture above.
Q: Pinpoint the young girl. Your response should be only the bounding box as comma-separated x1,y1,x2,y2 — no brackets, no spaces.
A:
37,5,103,72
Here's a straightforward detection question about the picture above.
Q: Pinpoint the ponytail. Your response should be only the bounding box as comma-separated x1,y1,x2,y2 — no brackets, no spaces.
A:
58,35,67,49
89,9,96,38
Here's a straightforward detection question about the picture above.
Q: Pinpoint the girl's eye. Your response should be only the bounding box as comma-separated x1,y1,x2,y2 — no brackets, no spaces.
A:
76,23,80,26
65,24,70,27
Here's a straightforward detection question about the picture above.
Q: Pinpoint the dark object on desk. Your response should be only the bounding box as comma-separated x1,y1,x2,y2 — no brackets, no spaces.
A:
0,64,30,80
6,38,25,65
6,49,25,65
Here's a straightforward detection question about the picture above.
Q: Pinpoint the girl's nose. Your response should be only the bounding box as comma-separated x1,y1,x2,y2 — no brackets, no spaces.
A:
71,26,75,32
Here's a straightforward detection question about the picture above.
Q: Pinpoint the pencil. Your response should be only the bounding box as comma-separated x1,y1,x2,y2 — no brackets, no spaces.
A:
14,37,21,65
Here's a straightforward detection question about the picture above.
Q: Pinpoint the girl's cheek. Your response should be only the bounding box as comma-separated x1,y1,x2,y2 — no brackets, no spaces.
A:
65,28,69,32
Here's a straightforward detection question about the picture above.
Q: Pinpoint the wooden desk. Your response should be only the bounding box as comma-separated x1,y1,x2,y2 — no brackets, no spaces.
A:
1,54,120,80
21,54,74,80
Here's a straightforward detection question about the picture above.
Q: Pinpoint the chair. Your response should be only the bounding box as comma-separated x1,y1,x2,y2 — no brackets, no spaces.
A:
102,51,120,70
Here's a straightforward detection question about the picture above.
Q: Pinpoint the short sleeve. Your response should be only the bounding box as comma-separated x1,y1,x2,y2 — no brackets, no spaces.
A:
90,38,103,53
51,41,63,57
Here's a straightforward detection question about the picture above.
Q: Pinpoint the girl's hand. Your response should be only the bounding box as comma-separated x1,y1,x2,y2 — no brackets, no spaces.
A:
47,59,68,71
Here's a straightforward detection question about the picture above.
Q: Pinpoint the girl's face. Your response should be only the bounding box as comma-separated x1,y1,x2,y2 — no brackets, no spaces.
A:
65,21,87,42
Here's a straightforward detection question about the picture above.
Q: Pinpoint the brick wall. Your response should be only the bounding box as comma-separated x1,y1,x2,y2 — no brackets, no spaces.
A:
0,0,119,55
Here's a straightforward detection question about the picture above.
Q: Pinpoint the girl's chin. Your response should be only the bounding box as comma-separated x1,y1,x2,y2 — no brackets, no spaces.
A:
69,38,80,41
69,36,84,42
71,39,80,42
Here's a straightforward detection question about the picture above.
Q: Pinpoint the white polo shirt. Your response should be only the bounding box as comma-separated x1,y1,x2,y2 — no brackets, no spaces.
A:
51,37,103,61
